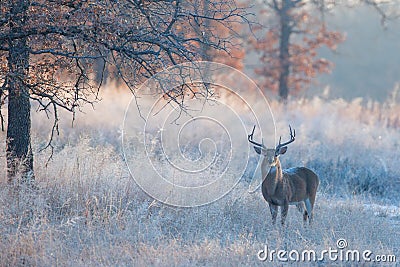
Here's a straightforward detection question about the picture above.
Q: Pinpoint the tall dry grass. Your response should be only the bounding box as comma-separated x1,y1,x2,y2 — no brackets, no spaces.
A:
0,89,399,266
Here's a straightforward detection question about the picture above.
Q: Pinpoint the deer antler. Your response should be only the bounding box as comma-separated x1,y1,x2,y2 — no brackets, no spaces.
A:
248,125,264,147
275,125,296,152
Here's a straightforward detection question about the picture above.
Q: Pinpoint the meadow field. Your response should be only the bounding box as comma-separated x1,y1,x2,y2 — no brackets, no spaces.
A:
1,88,399,266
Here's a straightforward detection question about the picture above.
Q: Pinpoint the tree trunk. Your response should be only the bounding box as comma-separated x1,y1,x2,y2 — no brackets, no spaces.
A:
278,0,292,101
201,0,211,62
6,0,34,183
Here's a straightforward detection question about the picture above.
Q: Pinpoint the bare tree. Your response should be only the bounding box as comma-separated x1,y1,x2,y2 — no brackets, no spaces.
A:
0,0,248,183
360,0,400,26
193,0,245,69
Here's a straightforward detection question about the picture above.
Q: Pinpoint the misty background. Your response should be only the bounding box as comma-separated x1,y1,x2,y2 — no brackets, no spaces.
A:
246,5,400,102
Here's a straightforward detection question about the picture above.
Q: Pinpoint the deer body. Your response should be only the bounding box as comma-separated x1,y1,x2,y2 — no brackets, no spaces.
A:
249,126,319,225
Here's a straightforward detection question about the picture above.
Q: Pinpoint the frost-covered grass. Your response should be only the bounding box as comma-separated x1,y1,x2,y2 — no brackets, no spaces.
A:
0,90,399,266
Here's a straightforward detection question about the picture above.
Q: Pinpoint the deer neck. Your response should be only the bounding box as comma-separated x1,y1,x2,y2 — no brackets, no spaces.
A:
263,159,283,196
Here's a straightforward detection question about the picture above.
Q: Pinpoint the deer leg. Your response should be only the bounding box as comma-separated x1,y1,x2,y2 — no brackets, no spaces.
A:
303,210,308,223
297,202,308,223
281,201,289,226
308,190,317,223
305,198,313,224
269,203,278,225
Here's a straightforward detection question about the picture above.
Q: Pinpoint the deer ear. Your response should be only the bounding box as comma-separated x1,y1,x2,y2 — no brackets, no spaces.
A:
254,146,268,155
254,146,262,155
278,146,287,155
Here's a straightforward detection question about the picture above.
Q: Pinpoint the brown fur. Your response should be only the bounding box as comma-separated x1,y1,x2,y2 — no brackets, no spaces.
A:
256,147,319,226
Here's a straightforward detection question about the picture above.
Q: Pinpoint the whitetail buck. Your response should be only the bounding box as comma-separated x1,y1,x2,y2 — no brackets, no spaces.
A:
248,126,319,226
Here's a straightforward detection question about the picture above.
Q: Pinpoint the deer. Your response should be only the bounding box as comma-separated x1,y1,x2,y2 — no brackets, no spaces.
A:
248,125,319,226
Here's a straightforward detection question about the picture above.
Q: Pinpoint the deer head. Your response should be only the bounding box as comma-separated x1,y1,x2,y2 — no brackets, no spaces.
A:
248,125,295,167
